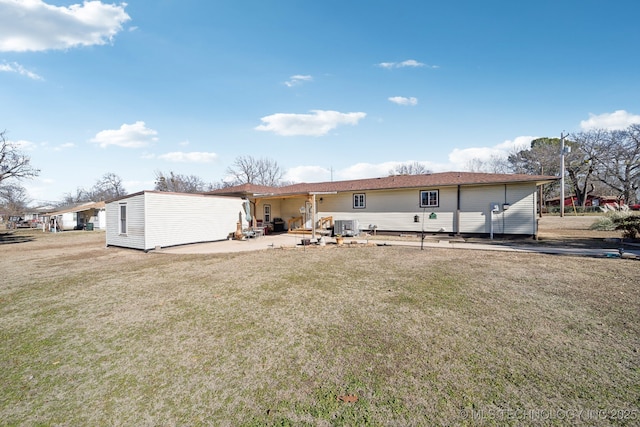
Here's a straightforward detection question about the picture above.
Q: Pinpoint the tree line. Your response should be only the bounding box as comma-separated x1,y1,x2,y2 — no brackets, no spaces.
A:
467,125,640,206
1,125,639,218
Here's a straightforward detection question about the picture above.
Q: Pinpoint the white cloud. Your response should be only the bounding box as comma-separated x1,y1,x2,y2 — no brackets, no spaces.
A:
448,136,534,169
284,165,331,182
284,160,441,183
0,61,43,80
377,59,438,69
255,110,366,136
90,121,158,148
388,96,418,106
12,139,37,151
284,74,312,87
283,136,535,184
53,142,75,151
157,151,218,163
337,161,444,180
340,162,403,180
123,179,154,194
0,0,130,52
580,110,640,131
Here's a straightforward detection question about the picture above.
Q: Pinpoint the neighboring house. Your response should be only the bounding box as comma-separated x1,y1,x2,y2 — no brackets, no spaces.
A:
208,172,557,238
546,194,623,208
105,191,245,251
1,206,52,228
49,201,106,231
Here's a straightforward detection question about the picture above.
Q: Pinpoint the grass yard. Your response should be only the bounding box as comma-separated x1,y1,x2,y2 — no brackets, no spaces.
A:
1,228,639,426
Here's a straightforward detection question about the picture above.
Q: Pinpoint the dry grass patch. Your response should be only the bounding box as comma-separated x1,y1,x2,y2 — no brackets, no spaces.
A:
1,228,639,425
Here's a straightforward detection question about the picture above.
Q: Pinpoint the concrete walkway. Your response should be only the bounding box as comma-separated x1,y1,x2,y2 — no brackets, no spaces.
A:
158,233,640,259
367,238,640,258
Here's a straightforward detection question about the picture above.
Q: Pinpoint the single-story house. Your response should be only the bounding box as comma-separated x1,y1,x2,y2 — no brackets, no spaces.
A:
208,172,558,239
105,191,246,251
48,201,106,231
104,172,557,251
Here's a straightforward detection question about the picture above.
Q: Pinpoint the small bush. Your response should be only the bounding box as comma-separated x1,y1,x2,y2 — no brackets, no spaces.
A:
590,216,617,231
590,210,631,231
613,215,640,240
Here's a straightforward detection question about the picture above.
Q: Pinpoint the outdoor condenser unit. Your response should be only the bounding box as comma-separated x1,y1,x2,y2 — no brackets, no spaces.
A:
334,219,360,237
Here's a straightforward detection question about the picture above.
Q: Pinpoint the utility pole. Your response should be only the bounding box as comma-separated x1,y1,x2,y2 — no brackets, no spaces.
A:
560,132,569,218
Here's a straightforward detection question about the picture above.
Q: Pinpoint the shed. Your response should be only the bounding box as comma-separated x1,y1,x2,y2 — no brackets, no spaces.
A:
105,191,245,251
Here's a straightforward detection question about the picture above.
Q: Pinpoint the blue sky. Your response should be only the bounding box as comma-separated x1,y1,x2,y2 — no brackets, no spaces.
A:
1,0,639,205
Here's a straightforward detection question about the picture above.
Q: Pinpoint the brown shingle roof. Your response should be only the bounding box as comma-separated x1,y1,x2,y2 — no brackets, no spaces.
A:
209,172,558,197
205,183,278,196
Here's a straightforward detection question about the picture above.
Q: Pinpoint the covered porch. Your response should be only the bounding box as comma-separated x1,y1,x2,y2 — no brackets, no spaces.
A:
249,191,337,240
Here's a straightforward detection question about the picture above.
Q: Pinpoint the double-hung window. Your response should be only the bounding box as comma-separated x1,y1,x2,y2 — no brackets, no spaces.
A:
119,204,127,234
353,193,366,209
420,190,439,208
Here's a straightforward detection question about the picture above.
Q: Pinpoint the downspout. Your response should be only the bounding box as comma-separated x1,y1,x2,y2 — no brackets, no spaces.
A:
534,185,539,239
311,194,316,240
503,184,507,234
455,185,461,235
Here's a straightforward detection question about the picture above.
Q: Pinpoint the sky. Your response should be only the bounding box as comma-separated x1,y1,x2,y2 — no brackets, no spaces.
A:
1,0,640,206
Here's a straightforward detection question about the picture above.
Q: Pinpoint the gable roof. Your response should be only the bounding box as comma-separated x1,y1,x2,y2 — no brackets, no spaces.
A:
50,201,106,216
207,172,558,197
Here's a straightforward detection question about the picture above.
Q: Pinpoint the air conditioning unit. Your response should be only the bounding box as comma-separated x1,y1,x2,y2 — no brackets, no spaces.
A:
334,219,360,236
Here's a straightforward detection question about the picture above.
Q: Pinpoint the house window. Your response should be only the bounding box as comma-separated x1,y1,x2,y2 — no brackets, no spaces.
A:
420,190,439,208
119,204,127,235
263,204,271,223
353,193,366,209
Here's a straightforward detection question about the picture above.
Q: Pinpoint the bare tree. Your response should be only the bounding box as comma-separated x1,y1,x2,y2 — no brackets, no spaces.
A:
58,187,92,207
90,173,127,201
0,130,40,185
154,171,207,193
465,155,511,173
0,183,30,218
226,156,284,186
573,125,640,204
388,161,431,176
507,137,597,205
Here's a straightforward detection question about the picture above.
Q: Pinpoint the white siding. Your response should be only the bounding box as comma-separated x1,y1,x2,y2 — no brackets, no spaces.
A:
504,184,537,234
459,186,504,234
56,212,78,231
314,183,538,236
459,183,537,235
318,187,458,233
106,193,146,250
106,192,244,251
96,210,106,229
144,193,242,250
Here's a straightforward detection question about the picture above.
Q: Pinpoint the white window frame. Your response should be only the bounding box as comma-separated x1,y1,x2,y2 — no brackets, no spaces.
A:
420,190,439,208
119,203,127,235
353,193,366,209
263,204,271,223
